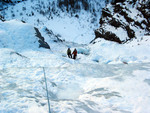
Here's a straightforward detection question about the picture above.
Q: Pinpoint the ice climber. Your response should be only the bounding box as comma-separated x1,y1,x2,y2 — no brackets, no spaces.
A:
72,48,77,59
67,48,72,58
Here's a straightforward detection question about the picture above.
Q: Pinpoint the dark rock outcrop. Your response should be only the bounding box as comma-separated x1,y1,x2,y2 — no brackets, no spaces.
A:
34,27,50,49
94,0,150,44
95,28,122,43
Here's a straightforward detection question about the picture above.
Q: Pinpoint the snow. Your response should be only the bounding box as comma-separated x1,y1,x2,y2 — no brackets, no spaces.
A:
0,0,150,112
105,25,129,41
47,63,150,113
86,38,150,64
0,20,150,113
0,20,39,52
0,0,105,44
43,13,95,44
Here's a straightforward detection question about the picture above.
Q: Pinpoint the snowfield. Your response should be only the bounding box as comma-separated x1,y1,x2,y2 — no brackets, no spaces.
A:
0,0,107,44
0,20,150,113
1,62,150,113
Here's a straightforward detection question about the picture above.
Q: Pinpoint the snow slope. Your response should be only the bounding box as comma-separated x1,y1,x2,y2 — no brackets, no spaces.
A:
0,18,150,113
1,61,150,113
0,0,150,113
0,0,110,44
87,38,150,64
0,20,50,52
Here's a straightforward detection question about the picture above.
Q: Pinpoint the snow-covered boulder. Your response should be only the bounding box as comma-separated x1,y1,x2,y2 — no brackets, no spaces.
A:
0,20,50,51
94,0,150,43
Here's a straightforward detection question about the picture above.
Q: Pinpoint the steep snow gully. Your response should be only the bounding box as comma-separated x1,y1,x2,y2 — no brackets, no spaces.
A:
0,13,150,113
1,63,150,113
0,0,150,113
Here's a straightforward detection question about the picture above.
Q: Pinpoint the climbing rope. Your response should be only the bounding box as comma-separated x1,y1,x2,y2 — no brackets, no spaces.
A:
43,67,51,113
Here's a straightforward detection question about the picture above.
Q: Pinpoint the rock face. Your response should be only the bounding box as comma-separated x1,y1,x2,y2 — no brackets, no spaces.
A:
94,0,150,44
34,27,50,49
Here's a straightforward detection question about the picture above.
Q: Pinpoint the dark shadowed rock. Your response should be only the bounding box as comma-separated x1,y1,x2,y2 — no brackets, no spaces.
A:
109,18,122,28
95,29,122,44
111,0,126,5
94,0,149,44
124,25,135,39
34,27,50,49
101,8,112,18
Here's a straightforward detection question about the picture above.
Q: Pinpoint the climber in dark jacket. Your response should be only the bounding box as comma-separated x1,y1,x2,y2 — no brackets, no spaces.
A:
72,48,77,59
67,48,72,58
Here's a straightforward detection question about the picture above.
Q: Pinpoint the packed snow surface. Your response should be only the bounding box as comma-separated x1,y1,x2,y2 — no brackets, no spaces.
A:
0,20,150,113
0,20,40,51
